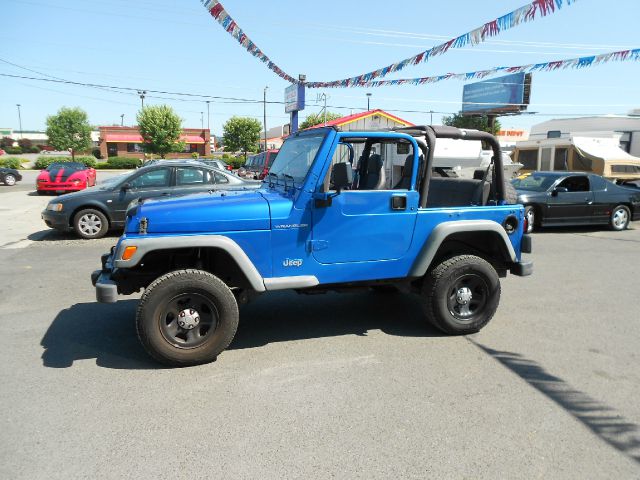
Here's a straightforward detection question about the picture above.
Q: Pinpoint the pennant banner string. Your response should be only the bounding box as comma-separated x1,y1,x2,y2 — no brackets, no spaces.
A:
202,0,578,87
349,49,640,89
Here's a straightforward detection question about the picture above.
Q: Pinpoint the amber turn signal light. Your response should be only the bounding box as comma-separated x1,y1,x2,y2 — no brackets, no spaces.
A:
121,246,137,260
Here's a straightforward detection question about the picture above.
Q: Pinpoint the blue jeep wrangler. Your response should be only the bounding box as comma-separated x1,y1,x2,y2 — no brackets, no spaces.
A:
92,125,532,366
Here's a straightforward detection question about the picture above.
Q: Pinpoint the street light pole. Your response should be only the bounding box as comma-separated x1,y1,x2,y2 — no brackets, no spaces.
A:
137,90,146,109
206,101,210,130
263,86,268,152
120,114,124,126
16,104,23,139
429,110,433,125
200,112,204,130
366,93,372,111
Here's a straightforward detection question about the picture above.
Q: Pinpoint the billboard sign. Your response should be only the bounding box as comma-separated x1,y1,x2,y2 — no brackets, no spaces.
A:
462,73,531,115
284,83,305,113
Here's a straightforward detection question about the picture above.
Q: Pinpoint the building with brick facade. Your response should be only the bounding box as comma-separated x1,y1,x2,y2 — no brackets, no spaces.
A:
98,126,210,159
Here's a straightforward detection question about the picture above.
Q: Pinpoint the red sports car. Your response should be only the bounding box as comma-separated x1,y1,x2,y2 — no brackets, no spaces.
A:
37,162,97,194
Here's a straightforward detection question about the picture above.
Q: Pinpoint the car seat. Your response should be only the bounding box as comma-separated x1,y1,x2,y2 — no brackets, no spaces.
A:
358,154,385,189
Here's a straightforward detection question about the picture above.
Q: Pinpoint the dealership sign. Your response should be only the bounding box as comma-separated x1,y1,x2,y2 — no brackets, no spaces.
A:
284,83,305,113
462,73,531,115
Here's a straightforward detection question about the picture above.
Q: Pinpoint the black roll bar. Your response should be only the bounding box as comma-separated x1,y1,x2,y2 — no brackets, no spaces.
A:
394,125,505,208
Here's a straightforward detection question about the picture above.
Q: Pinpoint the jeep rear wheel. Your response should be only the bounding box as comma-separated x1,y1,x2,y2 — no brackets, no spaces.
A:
136,269,239,367
422,255,500,335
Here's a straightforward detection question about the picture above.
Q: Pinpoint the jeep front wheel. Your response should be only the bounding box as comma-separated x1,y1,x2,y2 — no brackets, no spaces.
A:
422,255,500,335
136,269,239,367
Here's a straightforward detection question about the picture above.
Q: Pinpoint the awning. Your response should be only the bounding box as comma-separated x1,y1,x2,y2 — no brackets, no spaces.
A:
572,136,640,163
180,135,205,144
104,134,143,142
104,134,206,144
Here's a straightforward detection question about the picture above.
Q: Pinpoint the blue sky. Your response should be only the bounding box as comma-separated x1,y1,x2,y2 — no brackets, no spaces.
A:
1,0,639,136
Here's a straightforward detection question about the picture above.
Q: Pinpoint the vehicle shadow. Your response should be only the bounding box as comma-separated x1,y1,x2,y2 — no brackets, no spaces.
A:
41,291,441,369
41,300,157,369
230,290,442,350
28,229,120,242
470,340,640,464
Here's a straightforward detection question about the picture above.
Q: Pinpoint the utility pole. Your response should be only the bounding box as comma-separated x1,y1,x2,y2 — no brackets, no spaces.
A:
206,101,210,130
322,93,327,125
429,110,433,125
263,86,268,152
16,104,23,139
137,90,146,109
200,111,204,130
366,92,372,111
120,114,124,126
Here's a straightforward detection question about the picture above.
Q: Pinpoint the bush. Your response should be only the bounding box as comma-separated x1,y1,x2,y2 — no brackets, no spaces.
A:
18,138,32,149
228,157,245,169
28,146,41,153
0,157,22,169
95,156,142,169
34,156,97,170
191,152,199,159
5,146,22,154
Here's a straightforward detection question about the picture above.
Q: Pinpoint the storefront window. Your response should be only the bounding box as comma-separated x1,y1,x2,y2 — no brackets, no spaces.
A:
126,143,144,153
518,149,538,170
553,148,568,170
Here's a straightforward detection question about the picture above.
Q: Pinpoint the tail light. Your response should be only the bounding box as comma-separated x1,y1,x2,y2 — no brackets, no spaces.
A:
261,167,269,179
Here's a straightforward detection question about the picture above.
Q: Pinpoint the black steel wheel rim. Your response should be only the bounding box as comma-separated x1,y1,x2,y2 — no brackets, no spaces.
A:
158,292,219,349
446,273,489,322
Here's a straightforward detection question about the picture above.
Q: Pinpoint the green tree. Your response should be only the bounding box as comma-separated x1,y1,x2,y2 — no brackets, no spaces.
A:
222,116,262,159
299,111,342,130
45,107,92,160
137,105,184,159
441,112,501,135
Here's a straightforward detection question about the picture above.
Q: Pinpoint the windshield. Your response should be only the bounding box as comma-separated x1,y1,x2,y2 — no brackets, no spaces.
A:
268,133,325,184
511,173,557,192
47,162,85,171
99,172,133,188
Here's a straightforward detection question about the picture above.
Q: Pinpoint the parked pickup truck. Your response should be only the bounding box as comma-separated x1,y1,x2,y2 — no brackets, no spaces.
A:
92,125,532,367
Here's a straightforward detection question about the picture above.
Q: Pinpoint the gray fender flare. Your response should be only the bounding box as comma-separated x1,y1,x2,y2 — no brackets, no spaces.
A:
409,220,516,277
113,235,266,292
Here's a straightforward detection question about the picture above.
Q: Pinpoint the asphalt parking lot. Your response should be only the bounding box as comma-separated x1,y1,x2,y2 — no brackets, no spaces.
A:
1,177,639,479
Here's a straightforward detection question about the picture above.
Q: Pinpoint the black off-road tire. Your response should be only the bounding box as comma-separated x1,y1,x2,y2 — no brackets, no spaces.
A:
73,208,109,239
610,205,630,231
504,181,518,204
422,255,500,335
136,269,239,367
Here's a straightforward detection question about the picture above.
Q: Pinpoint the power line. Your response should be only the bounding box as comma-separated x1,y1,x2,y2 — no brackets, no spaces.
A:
2,71,636,122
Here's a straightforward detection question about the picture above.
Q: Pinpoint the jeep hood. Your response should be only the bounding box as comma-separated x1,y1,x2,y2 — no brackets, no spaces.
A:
125,190,270,233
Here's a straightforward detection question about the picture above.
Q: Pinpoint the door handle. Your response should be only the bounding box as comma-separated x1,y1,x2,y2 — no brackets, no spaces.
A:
391,194,407,210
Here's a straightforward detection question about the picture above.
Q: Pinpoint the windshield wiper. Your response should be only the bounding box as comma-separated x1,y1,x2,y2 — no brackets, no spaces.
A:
283,174,295,191
267,172,279,188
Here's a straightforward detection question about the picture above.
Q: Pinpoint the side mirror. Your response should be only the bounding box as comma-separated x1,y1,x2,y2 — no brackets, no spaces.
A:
332,162,353,192
552,186,568,196
121,182,131,191
313,163,354,208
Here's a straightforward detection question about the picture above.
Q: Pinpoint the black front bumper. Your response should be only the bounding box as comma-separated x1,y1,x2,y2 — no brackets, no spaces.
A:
91,252,118,303
41,209,72,231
